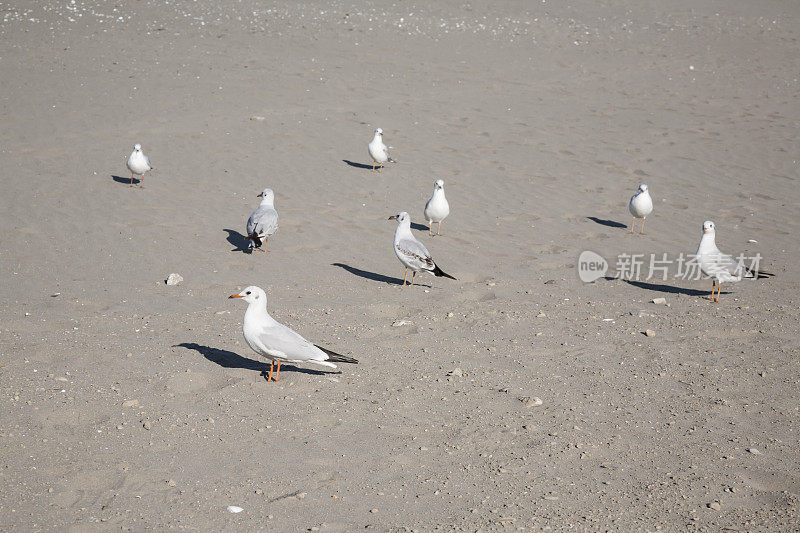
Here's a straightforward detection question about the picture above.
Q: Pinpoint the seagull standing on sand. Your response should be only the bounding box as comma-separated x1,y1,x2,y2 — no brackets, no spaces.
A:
695,220,773,302
388,212,456,286
126,143,152,188
368,128,395,172
229,286,358,382
246,188,279,252
628,184,653,234
423,179,450,236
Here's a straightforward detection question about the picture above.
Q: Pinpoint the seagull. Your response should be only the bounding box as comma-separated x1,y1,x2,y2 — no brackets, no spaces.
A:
628,183,653,234
423,179,450,236
695,220,773,302
368,128,395,172
246,188,279,253
126,143,152,188
388,212,456,286
229,286,358,382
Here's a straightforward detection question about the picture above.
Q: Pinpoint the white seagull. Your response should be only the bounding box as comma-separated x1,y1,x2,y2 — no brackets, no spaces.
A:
388,212,456,286
126,143,152,188
423,179,450,236
246,188,279,252
368,128,395,172
695,220,773,302
229,286,358,381
628,183,653,234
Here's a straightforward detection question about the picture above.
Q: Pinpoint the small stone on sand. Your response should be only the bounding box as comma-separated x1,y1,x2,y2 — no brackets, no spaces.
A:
166,273,183,286
519,396,543,407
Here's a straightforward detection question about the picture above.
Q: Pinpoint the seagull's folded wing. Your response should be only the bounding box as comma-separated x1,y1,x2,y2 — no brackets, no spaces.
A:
256,323,322,362
703,251,745,279
248,208,279,237
396,238,435,271
714,251,745,276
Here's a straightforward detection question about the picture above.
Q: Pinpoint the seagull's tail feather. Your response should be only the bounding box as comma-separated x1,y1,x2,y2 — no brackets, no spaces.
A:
247,232,262,248
432,264,457,280
315,345,358,364
744,267,774,279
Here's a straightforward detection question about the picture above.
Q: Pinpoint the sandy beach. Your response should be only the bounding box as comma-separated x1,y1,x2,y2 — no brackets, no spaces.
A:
1,0,799,530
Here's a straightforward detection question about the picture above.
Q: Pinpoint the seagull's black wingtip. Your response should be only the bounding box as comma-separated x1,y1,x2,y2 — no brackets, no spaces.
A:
315,344,358,364
432,265,457,280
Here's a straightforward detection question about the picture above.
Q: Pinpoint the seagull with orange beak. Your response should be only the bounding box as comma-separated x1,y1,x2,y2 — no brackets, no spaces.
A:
695,220,774,302
368,128,396,172
246,188,279,252
229,286,357,381
126,143,152,188
389,212,456,286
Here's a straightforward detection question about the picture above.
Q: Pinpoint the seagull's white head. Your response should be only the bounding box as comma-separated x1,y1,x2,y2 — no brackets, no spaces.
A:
375,128,383,136
229,285,266,305
702,220,716,234
257,188,274,203
637,183,648,193
133,143,142,152
388,211,410,224
434,179,444,190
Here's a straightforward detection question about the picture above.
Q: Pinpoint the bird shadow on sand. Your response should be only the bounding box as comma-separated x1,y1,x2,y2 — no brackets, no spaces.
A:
410,222,430,232
587,217,627,229
112,175,139,186
175,343,330,377
332,262,431,287
342,159,374,170
618,279,727,298
223,229,251,253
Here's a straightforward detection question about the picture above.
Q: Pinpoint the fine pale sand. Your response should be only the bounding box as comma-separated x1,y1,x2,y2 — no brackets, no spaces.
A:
1,1,799,530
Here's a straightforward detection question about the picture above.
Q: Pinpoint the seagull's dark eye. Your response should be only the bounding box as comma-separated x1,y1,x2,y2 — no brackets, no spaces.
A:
246,291,251,295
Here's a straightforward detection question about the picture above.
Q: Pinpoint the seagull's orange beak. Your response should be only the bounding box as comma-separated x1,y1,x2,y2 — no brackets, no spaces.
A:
388,215,397,220
228,294,244,299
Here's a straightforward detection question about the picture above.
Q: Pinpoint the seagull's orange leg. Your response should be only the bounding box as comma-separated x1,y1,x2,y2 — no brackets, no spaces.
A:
139,175,144,189
264,236,269,252
429,222,434,236
267,361,275,382
371,162,375,172
402,267,408,286
410,271,416,286
379,162,383,173
639,218,646,235
708,279,717,301
274,361,281,381
629,217,636,234
130,174,134,187
714,282,722,303
437,222,442,236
